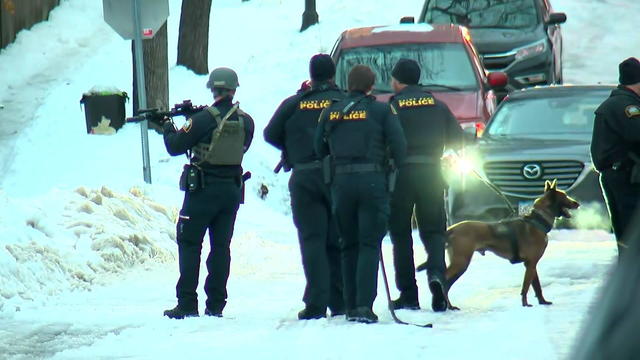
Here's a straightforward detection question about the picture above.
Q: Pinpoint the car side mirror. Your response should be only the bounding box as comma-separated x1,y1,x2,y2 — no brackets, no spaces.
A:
400,16,415,24
487,72,508,89
547,12,567,25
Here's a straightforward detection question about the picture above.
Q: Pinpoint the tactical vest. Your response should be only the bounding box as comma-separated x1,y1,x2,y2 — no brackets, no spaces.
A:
192,104,246,165
324,96,376,160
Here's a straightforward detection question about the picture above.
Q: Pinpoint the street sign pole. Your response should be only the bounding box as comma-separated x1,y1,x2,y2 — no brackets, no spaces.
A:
132,0,152,184
102,0,168,184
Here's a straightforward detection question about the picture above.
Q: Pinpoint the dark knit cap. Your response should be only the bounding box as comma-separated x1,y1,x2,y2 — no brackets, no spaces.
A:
309,54,336,82
392,58,421,85
619,57,640,85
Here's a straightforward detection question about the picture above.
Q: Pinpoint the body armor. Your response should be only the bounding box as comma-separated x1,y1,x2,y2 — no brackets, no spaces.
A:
192,104,246,165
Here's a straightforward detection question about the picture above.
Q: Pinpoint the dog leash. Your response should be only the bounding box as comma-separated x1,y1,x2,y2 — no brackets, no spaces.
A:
379,249,433,328
469,168,518,217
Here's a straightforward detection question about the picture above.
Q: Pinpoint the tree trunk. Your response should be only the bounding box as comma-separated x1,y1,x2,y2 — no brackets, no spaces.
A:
177,0,212,75
132,22,169,132
300,0,318,32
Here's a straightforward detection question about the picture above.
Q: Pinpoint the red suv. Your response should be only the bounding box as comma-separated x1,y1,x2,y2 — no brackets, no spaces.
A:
330,23,507,133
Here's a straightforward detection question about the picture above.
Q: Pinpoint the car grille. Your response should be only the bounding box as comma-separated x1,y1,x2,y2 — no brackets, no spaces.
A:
481,53,516,71
483,160,584,198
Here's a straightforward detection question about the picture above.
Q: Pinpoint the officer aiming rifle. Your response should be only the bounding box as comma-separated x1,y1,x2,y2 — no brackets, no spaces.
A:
126,100,207,126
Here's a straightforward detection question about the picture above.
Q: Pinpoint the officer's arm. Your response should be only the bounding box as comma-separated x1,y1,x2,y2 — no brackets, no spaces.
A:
263,95,299,150
243,113,255,153
163,112,213,156
443,104,465,150
314,109,330,158
385,104,407,166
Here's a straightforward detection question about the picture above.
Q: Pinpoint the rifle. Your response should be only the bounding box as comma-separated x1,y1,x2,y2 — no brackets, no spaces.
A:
274,152,292,173
240,171,252,204
126,100,207,126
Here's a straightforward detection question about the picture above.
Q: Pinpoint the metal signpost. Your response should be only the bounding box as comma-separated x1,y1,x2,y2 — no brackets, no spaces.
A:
102,0,169,183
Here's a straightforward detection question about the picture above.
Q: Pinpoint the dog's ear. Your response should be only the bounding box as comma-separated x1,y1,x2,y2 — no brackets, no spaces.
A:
544,180,552,192
550,179,557,190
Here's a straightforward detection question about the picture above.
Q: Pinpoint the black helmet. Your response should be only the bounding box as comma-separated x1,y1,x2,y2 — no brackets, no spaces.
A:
206,67,239,90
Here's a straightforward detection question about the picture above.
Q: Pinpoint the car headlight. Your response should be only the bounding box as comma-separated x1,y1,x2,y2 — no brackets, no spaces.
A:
443,149,484,183
515,39,547,61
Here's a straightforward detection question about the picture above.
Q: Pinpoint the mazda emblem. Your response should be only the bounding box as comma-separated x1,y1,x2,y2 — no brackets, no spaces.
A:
522,164,542,179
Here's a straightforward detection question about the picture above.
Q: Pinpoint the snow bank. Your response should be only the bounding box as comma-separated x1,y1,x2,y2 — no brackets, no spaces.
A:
0,187,178,307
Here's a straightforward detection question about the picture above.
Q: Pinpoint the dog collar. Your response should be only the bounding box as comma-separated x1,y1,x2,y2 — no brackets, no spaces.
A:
524,210,554,233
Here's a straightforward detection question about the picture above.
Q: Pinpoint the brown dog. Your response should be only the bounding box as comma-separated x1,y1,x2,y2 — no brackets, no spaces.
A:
418,180,580,309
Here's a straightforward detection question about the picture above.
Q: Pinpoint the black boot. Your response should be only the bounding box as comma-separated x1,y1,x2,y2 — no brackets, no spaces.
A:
163,305,199,319
391,296,420,310
429,277,447,312
204,308,223,317
353,307,378,324
345,309,357,321
330,307,345,317
298,305,327,320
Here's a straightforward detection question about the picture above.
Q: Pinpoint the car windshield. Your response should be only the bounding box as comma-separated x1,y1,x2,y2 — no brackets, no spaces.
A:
335,43,478,93
485,90,611,139
423,0,538,29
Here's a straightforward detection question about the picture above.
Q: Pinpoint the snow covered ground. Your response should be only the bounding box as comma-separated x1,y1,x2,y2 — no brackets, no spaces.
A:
0,0,637,359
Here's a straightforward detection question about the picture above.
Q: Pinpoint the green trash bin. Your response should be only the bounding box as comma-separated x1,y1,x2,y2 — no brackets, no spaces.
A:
80,89,129,134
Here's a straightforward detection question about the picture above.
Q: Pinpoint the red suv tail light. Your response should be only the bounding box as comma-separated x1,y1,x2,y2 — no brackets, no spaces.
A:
460,121,486,138
475,121,486,137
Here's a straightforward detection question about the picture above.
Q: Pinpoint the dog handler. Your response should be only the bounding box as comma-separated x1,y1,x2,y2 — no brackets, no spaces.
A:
315,65,406,323
387,59,465,312
264,54,345,320
591,57,640,258
163,67,255,319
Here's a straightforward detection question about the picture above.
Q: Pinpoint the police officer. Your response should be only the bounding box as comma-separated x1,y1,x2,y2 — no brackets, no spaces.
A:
591,57,640,258
264,54,345,320
163,67,255,319
387,59,464,312
315,65,406,323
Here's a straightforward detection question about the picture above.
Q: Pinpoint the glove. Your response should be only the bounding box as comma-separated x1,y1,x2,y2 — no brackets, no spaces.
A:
299,80,311,92
162,120,176,133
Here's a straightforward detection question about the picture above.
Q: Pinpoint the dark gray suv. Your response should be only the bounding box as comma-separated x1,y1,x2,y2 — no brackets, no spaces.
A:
419,0,566,88
445,85,615,229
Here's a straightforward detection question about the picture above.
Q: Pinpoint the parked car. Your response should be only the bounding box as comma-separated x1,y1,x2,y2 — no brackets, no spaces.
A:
445,85,615,229
419,0,566,89
330,23,508,132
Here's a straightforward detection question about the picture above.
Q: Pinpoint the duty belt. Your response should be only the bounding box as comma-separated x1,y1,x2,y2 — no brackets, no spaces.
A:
334,163,384,174
293,160,322,171
203,173,238,185
404,155,440,165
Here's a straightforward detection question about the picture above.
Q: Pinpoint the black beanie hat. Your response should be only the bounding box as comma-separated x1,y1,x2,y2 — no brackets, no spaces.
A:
392,58,421,85
619,57,640,85
309,54,336,82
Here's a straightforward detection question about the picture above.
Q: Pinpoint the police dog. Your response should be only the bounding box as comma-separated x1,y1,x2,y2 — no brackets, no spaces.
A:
418,180,579,309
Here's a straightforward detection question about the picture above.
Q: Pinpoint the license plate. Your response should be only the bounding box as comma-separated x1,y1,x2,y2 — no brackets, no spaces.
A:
518,200,534,215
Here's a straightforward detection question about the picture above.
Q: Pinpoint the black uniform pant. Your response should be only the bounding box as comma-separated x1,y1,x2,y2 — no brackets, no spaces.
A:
289,168,343,312
600,169,640,256
331,172,389,310
389,164,447,300
175,178,241,312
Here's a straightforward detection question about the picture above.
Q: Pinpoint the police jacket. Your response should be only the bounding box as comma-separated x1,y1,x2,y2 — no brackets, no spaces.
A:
389,85,464,161
163,97,255,178
264,81,345,166
591,85,640,171
314,91,407,167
